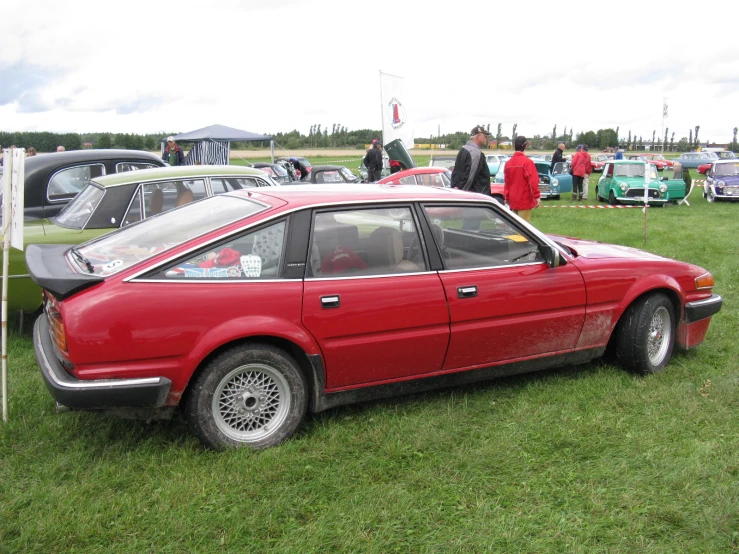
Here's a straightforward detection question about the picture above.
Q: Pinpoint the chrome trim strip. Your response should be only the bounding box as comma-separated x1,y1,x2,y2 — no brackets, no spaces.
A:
438,261,544,273
7,274,30,279
131,278,300,284
35,328,163,390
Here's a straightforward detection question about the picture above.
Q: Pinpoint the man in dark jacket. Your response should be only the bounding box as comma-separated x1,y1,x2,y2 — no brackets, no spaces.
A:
163,136,185,166
450,125,492,194
550,142,565,172
365,140,383,182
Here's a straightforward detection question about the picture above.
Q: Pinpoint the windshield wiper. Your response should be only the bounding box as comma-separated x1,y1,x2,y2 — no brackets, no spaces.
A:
69,246,94,274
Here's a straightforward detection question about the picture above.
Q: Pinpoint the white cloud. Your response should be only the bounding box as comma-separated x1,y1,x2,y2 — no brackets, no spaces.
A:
1,0,737,143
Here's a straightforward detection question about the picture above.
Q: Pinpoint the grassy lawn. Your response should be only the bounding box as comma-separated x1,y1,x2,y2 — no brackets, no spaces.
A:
1,165,737,552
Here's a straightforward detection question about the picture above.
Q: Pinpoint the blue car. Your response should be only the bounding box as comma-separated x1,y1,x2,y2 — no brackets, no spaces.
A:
494,160,572,199
485,154,509,176
704,160,739,202
674,152,717,169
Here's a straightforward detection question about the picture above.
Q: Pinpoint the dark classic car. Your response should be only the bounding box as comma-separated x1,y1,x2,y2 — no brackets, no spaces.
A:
28,185,721,450
251,162,294,184
704,160,739,202
0,149,165,220
8,166,277,313
276,157,312,181
305,165,360,184
428,156,456,170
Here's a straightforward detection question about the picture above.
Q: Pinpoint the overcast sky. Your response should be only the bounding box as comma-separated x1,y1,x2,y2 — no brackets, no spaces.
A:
1,0,737,144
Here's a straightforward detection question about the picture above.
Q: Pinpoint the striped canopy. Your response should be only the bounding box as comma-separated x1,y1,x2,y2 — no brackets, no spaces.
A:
163,124,273,166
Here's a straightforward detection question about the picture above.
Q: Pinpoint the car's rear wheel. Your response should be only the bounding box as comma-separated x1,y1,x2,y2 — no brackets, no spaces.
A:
608,191,619,205
186,344,307,450
613,293,676,375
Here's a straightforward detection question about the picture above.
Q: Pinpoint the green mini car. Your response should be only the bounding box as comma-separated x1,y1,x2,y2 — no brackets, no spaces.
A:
9,165,277,313
596,161,687,205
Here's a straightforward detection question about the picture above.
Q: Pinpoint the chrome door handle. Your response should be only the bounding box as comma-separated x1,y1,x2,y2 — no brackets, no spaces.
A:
321,295,340,308
457,286,477,298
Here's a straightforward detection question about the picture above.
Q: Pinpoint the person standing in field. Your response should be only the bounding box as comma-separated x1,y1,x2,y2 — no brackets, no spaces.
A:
450,125,492,194
571,143,592,201
163,136,185,166
550,142,565,173
504,136,540,222
26,147,37,157
364,139,383,182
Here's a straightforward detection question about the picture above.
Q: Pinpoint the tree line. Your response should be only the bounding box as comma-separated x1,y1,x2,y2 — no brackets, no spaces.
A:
2,125,738,153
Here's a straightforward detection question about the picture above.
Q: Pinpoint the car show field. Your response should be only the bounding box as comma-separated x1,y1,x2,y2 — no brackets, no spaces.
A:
1,149,738,552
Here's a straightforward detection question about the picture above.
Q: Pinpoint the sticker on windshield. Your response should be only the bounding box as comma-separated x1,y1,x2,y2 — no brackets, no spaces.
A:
102,259,123,272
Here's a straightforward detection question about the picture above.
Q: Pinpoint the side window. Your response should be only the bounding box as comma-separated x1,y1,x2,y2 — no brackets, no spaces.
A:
211,177,263,195
158,220,287,280
308,207,425,277
123,179,206,226
605,164,614,177
47,164,105,201
422,205,543,270
116,162,159,172
398,175,416,185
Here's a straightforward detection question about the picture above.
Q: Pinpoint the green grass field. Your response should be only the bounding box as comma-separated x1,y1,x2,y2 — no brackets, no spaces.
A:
1,164,737,553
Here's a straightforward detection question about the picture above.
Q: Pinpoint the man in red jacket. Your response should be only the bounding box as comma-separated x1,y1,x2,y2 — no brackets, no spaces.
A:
571,144,592,201
504,136,541,222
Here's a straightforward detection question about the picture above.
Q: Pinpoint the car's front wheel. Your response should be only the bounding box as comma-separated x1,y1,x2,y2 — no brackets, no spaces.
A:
613,293,676,375
706,188,716,203
186,344,307,450
608,191,619,205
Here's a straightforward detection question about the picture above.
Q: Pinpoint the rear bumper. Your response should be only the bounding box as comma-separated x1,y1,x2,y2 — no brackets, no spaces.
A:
685,294,723,323
34,314,171,410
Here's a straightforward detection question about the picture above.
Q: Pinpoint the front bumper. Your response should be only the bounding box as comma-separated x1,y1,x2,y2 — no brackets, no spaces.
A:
685,294,723,323
34,314,171,410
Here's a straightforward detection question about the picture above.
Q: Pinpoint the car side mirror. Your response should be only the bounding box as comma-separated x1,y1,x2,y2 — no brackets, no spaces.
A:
661,177,667,181
541,244,564,268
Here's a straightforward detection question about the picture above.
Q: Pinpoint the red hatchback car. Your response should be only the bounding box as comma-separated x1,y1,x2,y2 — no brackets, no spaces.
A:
28,185,722,449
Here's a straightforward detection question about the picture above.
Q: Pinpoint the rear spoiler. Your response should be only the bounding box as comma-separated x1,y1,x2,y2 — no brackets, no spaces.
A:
25,244,104,300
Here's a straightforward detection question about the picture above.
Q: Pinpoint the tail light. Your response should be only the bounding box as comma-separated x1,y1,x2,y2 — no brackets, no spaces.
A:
44,292,68,357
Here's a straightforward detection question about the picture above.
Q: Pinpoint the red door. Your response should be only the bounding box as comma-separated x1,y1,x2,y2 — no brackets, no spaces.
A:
302,274,450,390
439,263,586,370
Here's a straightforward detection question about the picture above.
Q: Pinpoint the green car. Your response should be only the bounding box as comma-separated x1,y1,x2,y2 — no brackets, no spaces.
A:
596,161,687,205
9,165,278,313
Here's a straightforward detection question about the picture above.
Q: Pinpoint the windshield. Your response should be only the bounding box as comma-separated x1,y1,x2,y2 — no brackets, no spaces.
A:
535,163,550,175
53,183,106,229
74,194,266,276
714,163,739,176
340,167,357,181
430,158,455,169
613,164,659,180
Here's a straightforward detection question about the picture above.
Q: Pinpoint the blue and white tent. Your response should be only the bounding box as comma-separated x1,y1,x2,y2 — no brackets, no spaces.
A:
161,124,273,165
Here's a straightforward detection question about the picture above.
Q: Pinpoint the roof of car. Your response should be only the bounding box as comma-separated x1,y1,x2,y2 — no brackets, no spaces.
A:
309,165,349,171
91,165,267,187
713,159,739,165
235,183,476,210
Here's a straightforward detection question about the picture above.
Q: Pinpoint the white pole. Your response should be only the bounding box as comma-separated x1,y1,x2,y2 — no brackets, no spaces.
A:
2,148,12,422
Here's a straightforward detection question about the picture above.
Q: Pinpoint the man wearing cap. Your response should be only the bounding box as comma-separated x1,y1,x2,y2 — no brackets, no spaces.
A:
450,125,492,194
163,136,184,166
364,139,383,182
503,136,541,223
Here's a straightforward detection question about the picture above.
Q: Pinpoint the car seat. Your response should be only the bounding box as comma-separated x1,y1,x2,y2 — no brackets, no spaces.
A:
367,227,418,273
148,188,164,215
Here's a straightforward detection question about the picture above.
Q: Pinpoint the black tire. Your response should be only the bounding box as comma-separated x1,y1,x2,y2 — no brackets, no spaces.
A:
595,186,602,201
613,293,676,375
186,343,307,450
552,195,560,200
608,191,619,206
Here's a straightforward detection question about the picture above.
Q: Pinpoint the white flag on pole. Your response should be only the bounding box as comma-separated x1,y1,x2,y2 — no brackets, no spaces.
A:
380,72,414,148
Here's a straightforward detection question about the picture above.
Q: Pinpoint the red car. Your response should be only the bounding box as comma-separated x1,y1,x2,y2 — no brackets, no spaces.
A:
591,154,613,172
697,162,712,175
28,185,722,449
377,167,452,188
628,155,671,171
